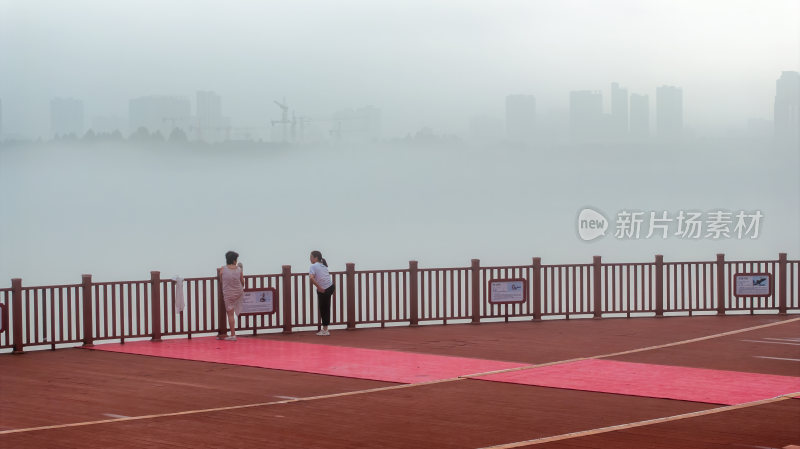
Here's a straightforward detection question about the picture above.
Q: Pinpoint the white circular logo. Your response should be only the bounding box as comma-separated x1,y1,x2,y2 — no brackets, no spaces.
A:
577,208,608,241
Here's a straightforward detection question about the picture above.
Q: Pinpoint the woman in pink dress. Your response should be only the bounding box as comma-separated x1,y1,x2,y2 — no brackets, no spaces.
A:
218,250,244,341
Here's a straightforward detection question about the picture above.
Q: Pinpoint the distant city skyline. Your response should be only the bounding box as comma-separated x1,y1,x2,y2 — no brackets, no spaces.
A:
1,72,798,144
1,1,797,140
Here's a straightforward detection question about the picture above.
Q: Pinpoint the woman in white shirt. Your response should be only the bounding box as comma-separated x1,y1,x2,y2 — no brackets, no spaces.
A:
309,250,335,336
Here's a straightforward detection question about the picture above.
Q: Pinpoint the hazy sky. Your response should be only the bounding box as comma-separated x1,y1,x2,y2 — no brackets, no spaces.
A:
1,0,798,138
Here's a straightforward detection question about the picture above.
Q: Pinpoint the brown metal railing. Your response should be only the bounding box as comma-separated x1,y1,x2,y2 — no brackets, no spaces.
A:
420,267,471,323
790,260,800,311
543,263,594,317
480,265,534,321
353,269,409,325
663,261,716,314
18,283,84,351
724,260,780,313
0,288,10,349
3,253,797,353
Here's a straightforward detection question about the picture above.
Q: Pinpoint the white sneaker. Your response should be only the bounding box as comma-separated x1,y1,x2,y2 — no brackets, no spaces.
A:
316,330,330,336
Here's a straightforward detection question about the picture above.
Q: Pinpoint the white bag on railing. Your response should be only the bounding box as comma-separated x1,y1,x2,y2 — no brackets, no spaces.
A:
172,276,185,314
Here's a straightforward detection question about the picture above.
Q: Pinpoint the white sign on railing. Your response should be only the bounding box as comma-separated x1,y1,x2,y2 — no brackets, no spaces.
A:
488,279,527,304
240,288,276,314
733,273,772,297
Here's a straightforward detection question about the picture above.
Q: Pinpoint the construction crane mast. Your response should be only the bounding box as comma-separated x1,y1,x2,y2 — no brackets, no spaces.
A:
271,98,296,143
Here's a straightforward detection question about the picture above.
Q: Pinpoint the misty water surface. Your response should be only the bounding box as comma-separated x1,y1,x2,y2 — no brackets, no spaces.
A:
1,140,798,285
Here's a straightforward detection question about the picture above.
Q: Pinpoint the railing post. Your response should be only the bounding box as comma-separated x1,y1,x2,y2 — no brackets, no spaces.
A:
409,261,419,326
471,259,481,324
81,274,94,348
532,257,541,321
281,265,292,334
11,278,23,354
655,255,664,317
593,256,602,319
216,269,227,338
716,253,726,315
346,263,356,329
150,271,162,342
778,252,787,315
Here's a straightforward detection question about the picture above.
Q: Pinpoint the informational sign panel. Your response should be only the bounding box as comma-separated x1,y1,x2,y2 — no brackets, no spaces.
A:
733,273,772,298
488,278,527,304
240,288,277,315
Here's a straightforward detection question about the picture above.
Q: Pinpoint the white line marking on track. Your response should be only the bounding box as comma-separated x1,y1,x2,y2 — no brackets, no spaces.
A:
763,337,800,343
475,393,800,449
0,378,463,435
740,339,800,346
273,395,299,400
101,414,130,419
753,356,800,362
731,445,782,449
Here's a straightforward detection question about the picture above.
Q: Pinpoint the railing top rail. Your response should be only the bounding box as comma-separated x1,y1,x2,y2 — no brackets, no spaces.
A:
94,280,151,286
420,266,470,272
662,261,716,266
542,263,594,268
723,260,781,264
601,262,657,267
182,276,217,282
20,283,82,290
353,269,410,275
480,265,531,271
290,271,373,276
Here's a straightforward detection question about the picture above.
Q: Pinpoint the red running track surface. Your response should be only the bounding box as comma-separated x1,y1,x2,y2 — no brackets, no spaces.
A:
479,359,800,405
88,336,527,384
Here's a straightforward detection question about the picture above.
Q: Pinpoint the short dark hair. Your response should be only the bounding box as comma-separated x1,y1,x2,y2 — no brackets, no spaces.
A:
225,251,239,265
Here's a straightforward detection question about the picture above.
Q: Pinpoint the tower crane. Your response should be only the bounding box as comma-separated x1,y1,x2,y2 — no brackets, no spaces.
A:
271,98,295,143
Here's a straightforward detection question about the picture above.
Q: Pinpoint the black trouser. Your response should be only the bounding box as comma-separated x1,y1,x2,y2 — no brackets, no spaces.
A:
317,284,335,326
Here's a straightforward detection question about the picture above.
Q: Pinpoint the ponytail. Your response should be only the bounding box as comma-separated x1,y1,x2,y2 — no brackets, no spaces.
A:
311,250,328,267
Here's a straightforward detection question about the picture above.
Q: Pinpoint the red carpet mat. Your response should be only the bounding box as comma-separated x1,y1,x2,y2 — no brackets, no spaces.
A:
479,359,800,405
88,336,527,384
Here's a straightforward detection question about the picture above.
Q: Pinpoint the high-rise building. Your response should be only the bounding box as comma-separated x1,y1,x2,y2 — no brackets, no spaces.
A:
569,90,603,138
774,71,800,144
331,105,381,142
196,91,221,121
610,83,628,137
469,115,504,143
129,96,191,137
629,93,649,138
92,116,126,134
656,86,682,138
505,94,536,142
196,91,229,142
50,97,85,138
